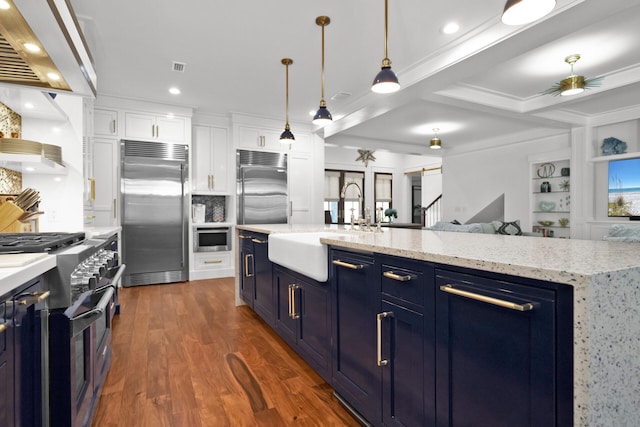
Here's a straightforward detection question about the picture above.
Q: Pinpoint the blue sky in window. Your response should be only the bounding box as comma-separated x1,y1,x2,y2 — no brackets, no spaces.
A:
609,158,640,189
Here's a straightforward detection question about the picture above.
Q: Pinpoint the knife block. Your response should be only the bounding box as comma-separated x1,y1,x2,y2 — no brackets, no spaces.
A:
0,201,24,232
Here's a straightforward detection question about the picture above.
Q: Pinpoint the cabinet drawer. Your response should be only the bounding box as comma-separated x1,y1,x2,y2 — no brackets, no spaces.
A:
194,252,231,270
380,264,424,307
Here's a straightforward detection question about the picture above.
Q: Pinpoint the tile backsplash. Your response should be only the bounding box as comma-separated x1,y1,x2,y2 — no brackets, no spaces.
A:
192,195,226,222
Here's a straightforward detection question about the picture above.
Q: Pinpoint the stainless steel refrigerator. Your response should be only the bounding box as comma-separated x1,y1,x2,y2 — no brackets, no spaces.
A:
237,149,288,224
121,140,189,286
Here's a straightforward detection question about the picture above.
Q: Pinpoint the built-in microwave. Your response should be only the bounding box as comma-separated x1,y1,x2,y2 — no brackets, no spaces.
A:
194,226,232,252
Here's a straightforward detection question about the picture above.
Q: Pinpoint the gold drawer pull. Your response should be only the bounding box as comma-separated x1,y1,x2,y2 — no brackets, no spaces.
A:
440,284,534,312
251,238,267,244
17,290,50,305
383,271,414,282
332,259,364,270
0,323,7,334
204,260,223,264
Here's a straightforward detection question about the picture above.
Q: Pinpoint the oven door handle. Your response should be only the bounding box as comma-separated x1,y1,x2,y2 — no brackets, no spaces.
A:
70,287,114,336
94,264,126,294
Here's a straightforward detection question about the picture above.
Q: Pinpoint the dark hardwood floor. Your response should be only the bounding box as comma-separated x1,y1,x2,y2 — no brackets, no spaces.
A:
92,277,361,427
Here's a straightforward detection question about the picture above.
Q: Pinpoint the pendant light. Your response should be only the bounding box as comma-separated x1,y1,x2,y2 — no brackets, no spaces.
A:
279,58,295,142
429,128,442,150
372,0,400,93
312,16,333,126
501,0,556,26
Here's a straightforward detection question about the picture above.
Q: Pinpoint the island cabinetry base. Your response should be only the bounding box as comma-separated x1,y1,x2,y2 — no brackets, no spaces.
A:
239,232,274,326
434,268,573,427
273,266,331,382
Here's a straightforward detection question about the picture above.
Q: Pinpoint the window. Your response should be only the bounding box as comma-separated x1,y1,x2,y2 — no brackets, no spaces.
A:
324,169,365,224
374,173,393,222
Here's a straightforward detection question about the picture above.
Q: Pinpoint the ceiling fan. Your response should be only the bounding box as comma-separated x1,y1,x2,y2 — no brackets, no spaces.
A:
542,54,604,96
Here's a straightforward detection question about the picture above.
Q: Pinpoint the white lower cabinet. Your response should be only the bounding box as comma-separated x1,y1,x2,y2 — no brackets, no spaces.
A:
191,252,233,280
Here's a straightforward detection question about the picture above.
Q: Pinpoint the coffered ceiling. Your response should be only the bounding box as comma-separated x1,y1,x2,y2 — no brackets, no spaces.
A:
7,0,640,154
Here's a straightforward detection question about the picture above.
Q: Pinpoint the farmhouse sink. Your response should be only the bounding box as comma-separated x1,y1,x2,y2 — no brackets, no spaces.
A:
268,232,346,282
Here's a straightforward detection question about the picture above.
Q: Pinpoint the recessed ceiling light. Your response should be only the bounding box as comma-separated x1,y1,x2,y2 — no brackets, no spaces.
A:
24,167,35,172
24,43,40,52
0,1,10,10
169,87,180,95
25,103,34,109
47,72,60,81
442,22,460,34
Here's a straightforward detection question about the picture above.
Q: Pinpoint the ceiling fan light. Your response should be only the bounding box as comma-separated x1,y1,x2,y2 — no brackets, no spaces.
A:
501,0,556,26
372,65,400,93
312,104,333,126
560,75,585,96
430,137,442,150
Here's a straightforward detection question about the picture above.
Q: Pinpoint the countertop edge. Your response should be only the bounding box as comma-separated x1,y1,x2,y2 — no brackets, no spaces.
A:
0,255,57,298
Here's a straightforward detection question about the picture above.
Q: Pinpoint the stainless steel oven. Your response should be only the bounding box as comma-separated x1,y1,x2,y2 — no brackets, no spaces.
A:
46,239,125,427
194,226,231,252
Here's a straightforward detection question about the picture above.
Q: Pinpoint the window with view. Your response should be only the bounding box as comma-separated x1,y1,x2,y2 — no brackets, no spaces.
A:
324,170,364,224
375,173,393,222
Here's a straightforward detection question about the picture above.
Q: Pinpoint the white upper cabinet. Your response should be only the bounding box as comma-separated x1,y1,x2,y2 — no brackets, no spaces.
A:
92,137,119,226
94,108,118,137
193,124,229,194
124,112,188,143
237,125,285,152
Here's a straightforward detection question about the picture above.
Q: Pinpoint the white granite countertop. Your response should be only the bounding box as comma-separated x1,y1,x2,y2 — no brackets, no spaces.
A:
237,224,640,426
83,226,121,239
0,255,57,297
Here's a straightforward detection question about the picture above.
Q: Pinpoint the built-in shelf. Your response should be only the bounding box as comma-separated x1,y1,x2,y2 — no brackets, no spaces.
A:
590,152,640,163
0,153,67,175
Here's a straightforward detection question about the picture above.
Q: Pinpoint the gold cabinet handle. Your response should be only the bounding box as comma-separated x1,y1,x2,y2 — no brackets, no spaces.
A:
440,284,534,312
332,259,364,270
111,119,116,134
288,284,293,318
251,238,267,244
239,235,252,239
244,254,254,277
88,177,95,201
0,323,7,334
204,260,222,264
289,284,300,319
16,290,50,306
113,198,117,219
383,271,415,282
377,312,392,366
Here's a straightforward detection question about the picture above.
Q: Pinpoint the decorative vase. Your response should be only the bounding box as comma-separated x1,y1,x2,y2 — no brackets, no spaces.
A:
540,181,551,193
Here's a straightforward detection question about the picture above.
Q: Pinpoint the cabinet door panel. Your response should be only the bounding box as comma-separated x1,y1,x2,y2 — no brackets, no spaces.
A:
274,268,297,344
94,109,118,136
297,281,330,373
156,116,186,142
435,272,557,427
381,300,429,427
331,251,380,425
124,112,154,139
239,239,255,307
93,138,118,226
193,125,213,192
252,239,273,325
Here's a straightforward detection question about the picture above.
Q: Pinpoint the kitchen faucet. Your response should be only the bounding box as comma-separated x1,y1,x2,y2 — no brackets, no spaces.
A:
340,181,363,229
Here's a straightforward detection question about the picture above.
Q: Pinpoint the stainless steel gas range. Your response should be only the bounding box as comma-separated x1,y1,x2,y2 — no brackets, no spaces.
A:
0,232,124,427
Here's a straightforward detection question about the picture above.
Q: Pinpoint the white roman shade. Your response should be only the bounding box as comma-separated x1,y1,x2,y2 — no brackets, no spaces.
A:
324,170,341,200
375,173,392,202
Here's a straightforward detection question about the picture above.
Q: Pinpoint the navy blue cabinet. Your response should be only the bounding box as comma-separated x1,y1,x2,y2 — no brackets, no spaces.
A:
239,232,274,325
378,255,435,427
0,298,13,427
434,269,573,427
0,276,46,427
274,266,331,381
330,249,380,425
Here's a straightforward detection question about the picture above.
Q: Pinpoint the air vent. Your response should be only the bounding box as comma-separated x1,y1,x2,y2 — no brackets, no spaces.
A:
172,61,186,72
123,140,188,161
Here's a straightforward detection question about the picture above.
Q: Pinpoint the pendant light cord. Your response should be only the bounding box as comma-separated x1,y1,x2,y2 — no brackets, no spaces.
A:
285,62,290,127
321,22,326,103
384,0,389,60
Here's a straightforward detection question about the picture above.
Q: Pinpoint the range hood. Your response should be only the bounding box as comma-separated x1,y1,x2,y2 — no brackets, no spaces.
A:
0,0,97,97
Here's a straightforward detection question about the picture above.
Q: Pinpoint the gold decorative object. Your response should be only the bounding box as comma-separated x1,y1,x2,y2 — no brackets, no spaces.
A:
355,149,376,167
312,16,333,125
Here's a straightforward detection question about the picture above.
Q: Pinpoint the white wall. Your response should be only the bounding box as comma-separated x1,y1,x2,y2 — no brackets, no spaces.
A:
442,133,570,231
22,94,85,232
325,146,441,223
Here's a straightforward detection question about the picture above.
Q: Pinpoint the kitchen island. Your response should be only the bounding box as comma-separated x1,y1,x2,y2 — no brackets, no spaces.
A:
235,224,640,426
